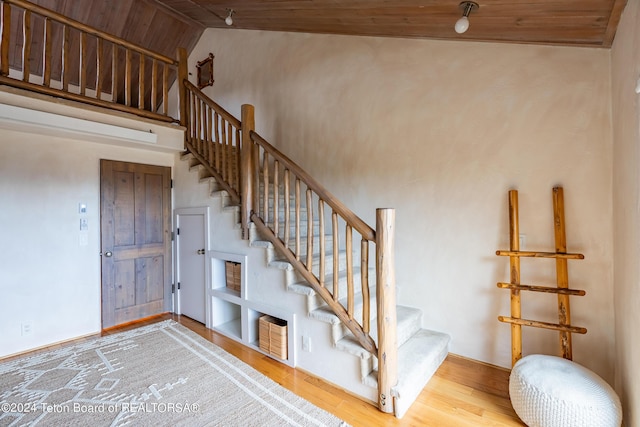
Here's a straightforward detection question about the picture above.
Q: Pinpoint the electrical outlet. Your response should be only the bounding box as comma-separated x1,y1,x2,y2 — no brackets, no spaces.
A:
302,335,311,352
21,321,33,337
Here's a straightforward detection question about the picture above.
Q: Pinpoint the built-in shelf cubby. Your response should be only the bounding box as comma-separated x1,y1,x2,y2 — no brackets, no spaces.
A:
207,251,296,367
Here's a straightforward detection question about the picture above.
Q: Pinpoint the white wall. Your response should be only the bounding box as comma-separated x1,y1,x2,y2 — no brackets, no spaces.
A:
0,89,182,358
190,28,615,382
611,1,640,425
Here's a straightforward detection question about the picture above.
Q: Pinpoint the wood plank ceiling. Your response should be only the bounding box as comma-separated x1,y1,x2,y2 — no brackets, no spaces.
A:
10,0,630,62
154,0,628,48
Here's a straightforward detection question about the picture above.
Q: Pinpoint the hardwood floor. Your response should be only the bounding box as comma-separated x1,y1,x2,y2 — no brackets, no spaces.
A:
4,314,525,426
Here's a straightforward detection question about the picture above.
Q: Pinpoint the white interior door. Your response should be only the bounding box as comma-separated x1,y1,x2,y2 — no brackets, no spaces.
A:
175,208,208,324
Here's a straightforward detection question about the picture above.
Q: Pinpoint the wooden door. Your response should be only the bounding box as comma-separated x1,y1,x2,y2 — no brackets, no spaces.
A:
100,160,171,328
175,209,207,324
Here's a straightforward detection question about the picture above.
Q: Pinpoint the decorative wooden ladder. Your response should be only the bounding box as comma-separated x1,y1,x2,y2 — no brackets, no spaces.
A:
496,187,587,365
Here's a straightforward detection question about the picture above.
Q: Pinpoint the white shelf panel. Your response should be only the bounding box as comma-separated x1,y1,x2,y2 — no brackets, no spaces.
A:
211,287,242,303
207,250,296,367
214,317,242,341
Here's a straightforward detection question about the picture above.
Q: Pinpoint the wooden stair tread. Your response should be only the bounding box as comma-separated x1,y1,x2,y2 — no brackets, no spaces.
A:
364,328,451,418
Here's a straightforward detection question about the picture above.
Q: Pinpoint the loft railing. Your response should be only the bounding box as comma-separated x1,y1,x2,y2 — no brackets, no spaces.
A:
183,81,398,413
0,0,187,123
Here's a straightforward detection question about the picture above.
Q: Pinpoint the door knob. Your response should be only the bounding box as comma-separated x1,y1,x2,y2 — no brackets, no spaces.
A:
197,249,205,255
102,251,113,257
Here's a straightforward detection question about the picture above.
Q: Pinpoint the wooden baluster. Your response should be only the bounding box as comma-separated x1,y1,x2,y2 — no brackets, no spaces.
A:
95,38,103,100
318,199,325,285
22,10,31,82
150,58,157,111
306,189,313,271
202,103,211,159
79,32,86,95
332,211,339,300
235,127,241,190
138,53,145,109
124,48,131,106
252,143,261,220
0,1,10,76
220,118,227,180
163,62,169,116
553,186,572,360
62,25,70,91
228,122,234,183
228,123,234,185
361,239,370,334
177,47,187,121
213,112,220,170
295,178,301,260
111,43,118,103
207,107,214,165
190,92,196,145
263,153,269,227
273,160,279,238
201,100,206,153
195,97,201,153
203,105,210,162
229,125,234,185
346,224,354,318
42,17,52,86
284,169,291,249
508,190,522,366
376,208,397,414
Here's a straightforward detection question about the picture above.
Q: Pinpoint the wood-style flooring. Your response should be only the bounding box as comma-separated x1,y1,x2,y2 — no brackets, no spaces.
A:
4,313,525,426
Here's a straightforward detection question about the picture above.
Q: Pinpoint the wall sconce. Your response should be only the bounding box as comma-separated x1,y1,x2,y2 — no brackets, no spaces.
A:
455,1,479,34
225,9,234,26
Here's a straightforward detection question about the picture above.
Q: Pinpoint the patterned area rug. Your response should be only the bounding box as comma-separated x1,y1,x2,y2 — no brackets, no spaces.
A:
0,320,348,426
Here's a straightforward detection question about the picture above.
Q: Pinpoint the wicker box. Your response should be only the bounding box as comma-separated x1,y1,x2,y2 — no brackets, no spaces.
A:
259,315,288,360
225,261,241,293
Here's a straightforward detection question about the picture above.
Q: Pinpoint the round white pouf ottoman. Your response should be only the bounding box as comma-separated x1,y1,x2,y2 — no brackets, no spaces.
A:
509,355,622,427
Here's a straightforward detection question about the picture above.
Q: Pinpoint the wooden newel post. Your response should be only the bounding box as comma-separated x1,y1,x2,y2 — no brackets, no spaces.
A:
0,2,11,76
376,208,398,414
176,47,189,132
240,104,255,240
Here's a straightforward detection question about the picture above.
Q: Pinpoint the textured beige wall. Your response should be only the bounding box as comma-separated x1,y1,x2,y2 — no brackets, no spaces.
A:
0,88,182,358
191,28,614,381
612,0,640,424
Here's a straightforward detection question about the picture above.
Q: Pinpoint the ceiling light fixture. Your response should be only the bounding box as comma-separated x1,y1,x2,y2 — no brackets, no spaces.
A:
225,9,234,26
455,1,479,34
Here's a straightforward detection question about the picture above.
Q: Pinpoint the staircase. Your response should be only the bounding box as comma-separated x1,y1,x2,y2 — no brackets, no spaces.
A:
180,82,450,418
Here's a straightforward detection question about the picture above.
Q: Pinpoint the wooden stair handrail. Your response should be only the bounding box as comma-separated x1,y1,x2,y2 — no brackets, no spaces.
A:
252,214,378,355
249,130,376,242
181,79,243,207
183,80,241,128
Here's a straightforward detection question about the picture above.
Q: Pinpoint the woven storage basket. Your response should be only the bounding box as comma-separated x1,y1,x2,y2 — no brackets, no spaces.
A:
259,315,287,360
225,261,241,293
